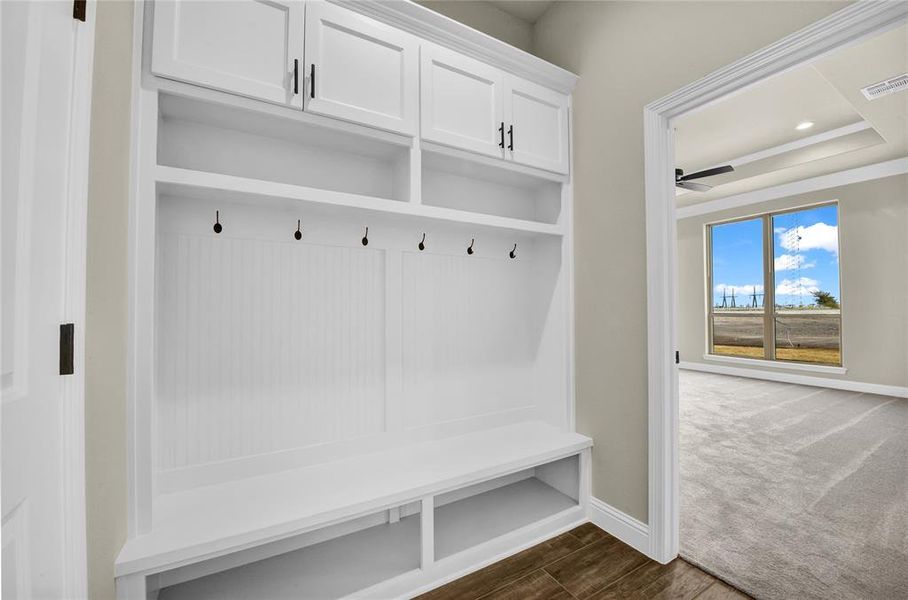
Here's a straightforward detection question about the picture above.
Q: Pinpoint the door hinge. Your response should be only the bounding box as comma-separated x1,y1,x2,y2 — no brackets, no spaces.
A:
73,0,87,22
675,350,680,365
60,324,75,376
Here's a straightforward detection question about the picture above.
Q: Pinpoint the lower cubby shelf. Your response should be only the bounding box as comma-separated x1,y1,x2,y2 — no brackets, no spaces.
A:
115,424,591,600
159,515,421,600
435,476,578,561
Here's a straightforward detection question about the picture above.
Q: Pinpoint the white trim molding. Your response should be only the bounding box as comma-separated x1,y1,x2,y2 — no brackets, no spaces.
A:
589,498,651,558
680,361,908,399
701,353,847,375
332,0,578,94
677,157,908,220
62,1,97,597
644,1,908,567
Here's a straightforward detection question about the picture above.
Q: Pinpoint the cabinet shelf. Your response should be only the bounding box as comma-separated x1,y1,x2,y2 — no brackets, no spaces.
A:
156,166,564,237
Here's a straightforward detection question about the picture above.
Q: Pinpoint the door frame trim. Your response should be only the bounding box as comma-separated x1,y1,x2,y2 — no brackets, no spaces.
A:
643,1,908,563
61,0,97,596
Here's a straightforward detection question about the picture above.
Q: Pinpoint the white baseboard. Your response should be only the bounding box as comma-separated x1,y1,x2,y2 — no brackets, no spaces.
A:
679,361,908,398
589,497,651,558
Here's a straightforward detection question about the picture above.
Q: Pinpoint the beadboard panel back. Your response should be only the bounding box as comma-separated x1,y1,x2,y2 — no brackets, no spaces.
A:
155,225,387,472
152,195,563,492
401,252,537,429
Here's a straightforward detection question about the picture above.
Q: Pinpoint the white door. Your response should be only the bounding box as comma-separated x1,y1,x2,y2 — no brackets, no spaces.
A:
152,0,304,108
304,2,418,135
420,44,505,158
2,1,92,598
504,76,570,174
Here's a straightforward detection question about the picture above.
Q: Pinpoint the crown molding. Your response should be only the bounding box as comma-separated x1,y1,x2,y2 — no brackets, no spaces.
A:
330,0,579,94
648,1,908,119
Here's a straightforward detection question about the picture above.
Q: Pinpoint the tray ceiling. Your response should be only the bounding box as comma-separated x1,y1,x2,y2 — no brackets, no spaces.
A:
675,23,907,207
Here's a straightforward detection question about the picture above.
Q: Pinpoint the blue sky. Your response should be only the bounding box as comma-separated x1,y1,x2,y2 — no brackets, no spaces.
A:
711,204,840,308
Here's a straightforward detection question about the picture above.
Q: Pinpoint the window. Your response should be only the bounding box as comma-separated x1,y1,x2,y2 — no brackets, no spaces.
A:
707,203,841,366
709,217,765,359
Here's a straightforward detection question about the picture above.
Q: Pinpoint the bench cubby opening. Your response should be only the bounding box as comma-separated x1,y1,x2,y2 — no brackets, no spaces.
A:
157,505,422,600
434,454,580,560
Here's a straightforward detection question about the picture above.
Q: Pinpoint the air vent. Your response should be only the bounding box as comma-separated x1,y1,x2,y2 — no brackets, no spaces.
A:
860,73,908,100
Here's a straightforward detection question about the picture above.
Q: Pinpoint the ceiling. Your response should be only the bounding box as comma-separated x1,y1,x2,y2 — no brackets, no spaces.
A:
674,23,908,207
488,0,555,24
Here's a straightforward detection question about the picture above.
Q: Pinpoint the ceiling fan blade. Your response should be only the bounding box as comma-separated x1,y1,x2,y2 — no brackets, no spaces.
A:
676,180,712,192
679,164,734,181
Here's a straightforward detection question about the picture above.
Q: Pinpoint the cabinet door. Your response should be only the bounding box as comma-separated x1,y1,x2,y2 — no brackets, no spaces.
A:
504,76,570,174
420,44,504,158
152,0,303,108
305,3,418,135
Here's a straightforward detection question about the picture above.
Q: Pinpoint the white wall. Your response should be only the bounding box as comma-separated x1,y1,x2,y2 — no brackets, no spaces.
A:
678,174,908,388
532,0,849,523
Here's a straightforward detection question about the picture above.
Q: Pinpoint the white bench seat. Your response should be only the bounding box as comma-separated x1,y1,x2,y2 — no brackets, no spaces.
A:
115,421,592,579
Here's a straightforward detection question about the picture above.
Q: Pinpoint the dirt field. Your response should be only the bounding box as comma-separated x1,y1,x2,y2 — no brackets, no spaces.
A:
712,345,841,365
712,311,841,365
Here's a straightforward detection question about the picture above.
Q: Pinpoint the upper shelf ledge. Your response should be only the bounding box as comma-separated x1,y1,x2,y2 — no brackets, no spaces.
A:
334,0,579,95
156,166,565,237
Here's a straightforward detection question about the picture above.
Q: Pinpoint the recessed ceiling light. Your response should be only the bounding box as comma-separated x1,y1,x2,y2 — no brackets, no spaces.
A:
796,121,814,131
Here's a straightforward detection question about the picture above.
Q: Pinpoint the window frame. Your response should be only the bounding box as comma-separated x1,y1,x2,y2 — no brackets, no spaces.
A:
705,201,843,367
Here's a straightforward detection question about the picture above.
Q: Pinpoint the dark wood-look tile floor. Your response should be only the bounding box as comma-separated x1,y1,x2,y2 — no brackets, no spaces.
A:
417,524,751,600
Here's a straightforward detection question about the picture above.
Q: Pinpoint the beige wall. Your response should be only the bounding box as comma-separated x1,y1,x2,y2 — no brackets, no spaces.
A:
678,175,908,388
86,1,133,598
531,1,848,522
417,1,533,53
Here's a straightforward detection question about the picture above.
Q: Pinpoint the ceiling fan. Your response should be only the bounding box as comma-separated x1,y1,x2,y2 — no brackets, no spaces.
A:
675,165,734,192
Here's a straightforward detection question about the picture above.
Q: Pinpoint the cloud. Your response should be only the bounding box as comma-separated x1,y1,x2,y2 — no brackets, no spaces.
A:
774,253,816,271
775,277,819,297
773,227,786,234
778,222,838,255
715,283,764,296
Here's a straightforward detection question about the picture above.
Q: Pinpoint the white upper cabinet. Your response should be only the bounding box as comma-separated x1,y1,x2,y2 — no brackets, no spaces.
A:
420,44,505,158
149,2,571,173
420,44,570,173
152,0,304,108
304,2,419,135
504,76,570,174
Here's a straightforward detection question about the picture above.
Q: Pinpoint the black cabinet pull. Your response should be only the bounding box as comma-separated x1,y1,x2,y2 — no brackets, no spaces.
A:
310,64,316,98
507,124,514,151
498,122,504,148
293,59,299,95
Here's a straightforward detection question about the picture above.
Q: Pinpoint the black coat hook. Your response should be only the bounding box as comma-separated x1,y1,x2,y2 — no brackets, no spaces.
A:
213,210,222,234
418,233,426,251
294,219,302,240
361,226,369,246
509,243,517,259
467,238,475,255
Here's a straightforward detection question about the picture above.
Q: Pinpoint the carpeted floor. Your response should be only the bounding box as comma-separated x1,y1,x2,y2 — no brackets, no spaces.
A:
679,370,908,600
